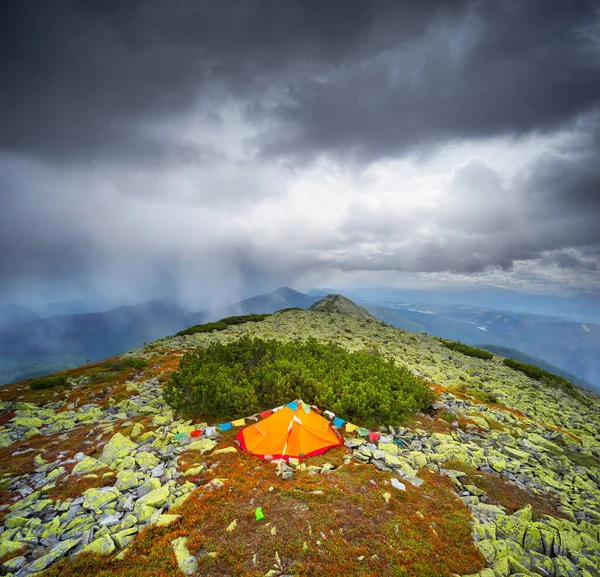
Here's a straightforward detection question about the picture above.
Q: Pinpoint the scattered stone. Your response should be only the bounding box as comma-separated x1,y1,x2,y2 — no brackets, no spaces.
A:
391,478,406,492
171,537,198,575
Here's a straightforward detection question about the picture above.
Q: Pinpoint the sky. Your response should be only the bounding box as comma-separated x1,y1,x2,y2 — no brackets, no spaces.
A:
1,0,600,311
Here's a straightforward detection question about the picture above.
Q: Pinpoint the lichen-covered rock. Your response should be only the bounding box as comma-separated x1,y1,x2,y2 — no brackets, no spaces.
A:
72,456,106,475
12,416,44,429
98,433,137,464
82,487,122,510
135,483,170,510
28,538,81,572
185,438,217,453
112,527,138,548
84,535,116,555
171,536,198,575
135,451,160,470
115,469,139,491
0,540,23,558
154,514,181,527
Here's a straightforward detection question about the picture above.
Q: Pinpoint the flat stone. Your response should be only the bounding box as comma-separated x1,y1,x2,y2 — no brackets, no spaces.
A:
391,478,406,491
186,438,217,453
213,446,237,455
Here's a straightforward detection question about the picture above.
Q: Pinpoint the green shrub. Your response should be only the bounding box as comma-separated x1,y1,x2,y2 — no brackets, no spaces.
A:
176,314,271,337
441,340,494,360
441,411,457,423
469,389,499,404
163,336,434,426
29,374,68,390
276,307,303,313
103,358,149,372
502,358,580,399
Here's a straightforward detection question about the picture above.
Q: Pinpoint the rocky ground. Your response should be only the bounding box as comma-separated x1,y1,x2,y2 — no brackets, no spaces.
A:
0,309,599,576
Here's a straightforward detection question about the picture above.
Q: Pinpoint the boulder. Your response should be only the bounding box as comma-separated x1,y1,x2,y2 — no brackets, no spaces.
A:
72,456,106,475
135,484,170,510
84,535,116,555
82,487,122,510
12,417,44,429
98,433,137,464
135,451,160,470
113,527,138,548
116,470,139,491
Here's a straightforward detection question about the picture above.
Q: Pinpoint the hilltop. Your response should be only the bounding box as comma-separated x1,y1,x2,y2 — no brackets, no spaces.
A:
0,298,599,576
308,294,379,322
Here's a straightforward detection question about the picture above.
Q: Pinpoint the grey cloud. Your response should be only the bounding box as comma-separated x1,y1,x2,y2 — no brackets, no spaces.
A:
263,1,600,161
1,0,600,305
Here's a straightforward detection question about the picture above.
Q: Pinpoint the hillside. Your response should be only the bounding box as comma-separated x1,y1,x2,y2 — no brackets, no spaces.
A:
477,344,595,390
0,303,599,576
365,302,600,390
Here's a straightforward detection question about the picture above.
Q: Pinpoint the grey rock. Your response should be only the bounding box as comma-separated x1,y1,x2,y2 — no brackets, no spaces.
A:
391,478,406,491
99,513,122,526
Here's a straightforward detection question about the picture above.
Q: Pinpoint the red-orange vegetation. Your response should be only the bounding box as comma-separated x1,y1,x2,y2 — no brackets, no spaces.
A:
44,447,484,577
0,410,16,426
0,424,100,478
0,545,28,566
47,471,115,501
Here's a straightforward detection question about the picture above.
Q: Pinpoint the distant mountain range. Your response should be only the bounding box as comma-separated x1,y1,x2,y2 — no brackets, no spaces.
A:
0,288,317,384
1,286,599,392
362,302,600,390
311,286,600,324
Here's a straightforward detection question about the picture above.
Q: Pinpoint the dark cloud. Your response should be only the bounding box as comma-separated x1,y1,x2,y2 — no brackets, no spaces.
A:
0,0,599,305
263,1,600,160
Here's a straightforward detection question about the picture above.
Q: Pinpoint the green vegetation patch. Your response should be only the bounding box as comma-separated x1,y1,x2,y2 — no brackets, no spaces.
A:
28,374,68,390
104,358,149,371
501,358,591,405
176,314,271,337
440,340,494,360
164,336,434,426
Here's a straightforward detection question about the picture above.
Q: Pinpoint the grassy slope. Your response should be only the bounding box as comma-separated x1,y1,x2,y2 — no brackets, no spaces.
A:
1,309,599,576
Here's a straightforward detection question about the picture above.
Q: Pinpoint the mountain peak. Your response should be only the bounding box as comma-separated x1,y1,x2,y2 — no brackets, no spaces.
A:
309,294,380,322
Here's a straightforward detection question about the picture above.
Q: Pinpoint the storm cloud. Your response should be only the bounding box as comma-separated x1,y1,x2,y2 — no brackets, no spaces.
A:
1,0,599,308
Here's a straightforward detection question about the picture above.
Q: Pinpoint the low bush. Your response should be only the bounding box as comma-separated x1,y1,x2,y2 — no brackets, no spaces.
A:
441,340,494,360
502,358,581,400
29,374,68,390
163,336,434,426
469,389,499,404
176,314,271,337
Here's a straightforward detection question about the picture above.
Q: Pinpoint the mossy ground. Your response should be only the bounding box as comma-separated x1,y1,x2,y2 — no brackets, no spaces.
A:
42,440,484,577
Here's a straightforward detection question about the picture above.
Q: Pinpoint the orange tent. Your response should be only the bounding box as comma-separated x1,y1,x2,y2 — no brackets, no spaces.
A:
236,400,342,460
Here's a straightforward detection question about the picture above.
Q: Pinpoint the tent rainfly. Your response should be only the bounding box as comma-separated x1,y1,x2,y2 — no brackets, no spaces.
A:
236,400,342,460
